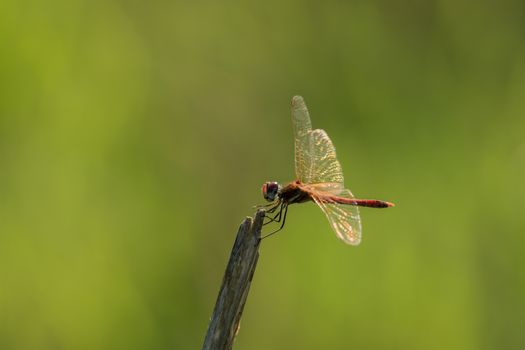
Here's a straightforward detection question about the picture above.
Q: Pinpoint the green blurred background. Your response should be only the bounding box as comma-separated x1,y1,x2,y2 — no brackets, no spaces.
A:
1,0,525,349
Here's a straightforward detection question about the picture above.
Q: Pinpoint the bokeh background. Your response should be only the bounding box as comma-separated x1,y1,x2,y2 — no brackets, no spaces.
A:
1,0,525,349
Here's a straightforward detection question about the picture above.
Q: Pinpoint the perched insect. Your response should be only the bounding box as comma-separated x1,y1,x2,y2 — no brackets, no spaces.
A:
260,96,394,245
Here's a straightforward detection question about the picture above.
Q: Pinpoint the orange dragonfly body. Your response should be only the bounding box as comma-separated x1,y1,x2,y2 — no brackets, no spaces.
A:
261,96,393,245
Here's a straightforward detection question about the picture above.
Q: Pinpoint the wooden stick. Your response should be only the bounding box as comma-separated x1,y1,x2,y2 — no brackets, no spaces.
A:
202,209,265,350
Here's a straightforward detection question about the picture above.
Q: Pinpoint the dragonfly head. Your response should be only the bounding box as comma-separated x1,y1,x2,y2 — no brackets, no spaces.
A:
262,181,281,202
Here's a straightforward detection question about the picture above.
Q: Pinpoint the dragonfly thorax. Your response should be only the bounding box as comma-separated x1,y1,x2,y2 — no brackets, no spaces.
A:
262,181,281,202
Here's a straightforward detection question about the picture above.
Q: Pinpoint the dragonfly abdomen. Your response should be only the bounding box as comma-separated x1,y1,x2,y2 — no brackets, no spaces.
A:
321,196,394,208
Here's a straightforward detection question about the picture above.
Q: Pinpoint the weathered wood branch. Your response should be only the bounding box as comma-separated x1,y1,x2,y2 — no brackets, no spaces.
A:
202,209,265,350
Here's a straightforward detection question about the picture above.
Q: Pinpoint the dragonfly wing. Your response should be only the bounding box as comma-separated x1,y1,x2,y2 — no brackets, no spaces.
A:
306,129,345,185
292,98,361,244
311,189,362,245
291,96,345,186
306,182,345,195
292,96,314,183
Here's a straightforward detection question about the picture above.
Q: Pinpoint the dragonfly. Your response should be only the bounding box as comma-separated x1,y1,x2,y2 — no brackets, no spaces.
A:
260,96,394,245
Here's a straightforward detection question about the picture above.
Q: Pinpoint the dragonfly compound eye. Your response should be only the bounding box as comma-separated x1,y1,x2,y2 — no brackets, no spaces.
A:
262,182,279,201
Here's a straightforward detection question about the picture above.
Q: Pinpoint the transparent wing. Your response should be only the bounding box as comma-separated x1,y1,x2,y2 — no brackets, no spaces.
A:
306,182,345,195
307,129,345,185
291,96,345,186
291,96,314,183
292,97,361,244
311,189,362,245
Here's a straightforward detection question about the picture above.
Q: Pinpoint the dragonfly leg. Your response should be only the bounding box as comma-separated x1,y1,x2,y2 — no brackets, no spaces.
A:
261,204,288,240
266,201,282,214
253,202,279,210
263,202,284,226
